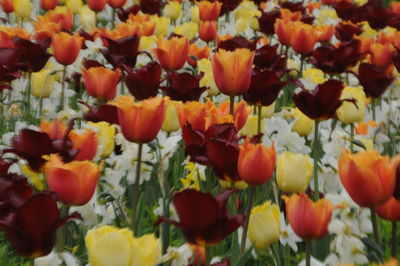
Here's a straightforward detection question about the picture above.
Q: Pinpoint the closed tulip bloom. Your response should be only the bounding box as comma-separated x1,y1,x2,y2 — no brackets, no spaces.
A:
375,197,400,221
51,32,82,66
339,150,397,207
199,21,217,43
14,0,31,20
248,201,280,250
108,0,127,8
238,139,276,186
212,48,254,96
154,37,189,71
370,43,393,69
291,108,315,136
196,0,222,21
131,234,162,266
44,154,100,206
31,69,55,98
40,0,57,10
275,19,294,46
110,96,167,143
66,0,82,14
87,0,107,11
79,5,96,31
82,67,120,100
290,23,318,55
283,193,333,240
0,0,13,13
87,122,115,158
277,152,313,194
69,129,98,161
163,1,182,20
162,100,181,133
336,86,367,124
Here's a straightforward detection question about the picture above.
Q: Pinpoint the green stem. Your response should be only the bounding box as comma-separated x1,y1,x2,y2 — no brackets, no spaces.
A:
131,143,143,234
305,241,312,266
25,72,32,120
313,120,320,200
56,205,69,252
205,246,212,266
350,123,354,153
300,56,305,76
372,98,376,121
38,97,43,120
257,105,262,135
392,221,397,258
0,91,3,128
370,208,380,247
230,96,235,116
240,187,255,253
112,8,116,27
58,66,67,112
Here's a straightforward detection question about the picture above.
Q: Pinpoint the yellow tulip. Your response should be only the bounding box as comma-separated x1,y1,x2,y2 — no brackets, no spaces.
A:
163,1,182,20
31,69,55,98
291,108,315,136
240,115,265,137
66,0,83,14
197,58,219,96
276,151,313,194
336,86,367,124
162,100,181,133
152,16,170,37
248,201,280,250
174,22,198,40
261,103,275,118
131,234,161,266
191,6,200,22
87,122,115,158
79,5,96,31
14,0,31,20
235,18,249,33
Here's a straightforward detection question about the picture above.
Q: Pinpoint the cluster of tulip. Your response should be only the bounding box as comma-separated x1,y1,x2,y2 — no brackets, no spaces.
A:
1,0,400,265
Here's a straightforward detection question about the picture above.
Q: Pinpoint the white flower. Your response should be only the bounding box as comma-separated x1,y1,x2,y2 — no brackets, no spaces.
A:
298,256,325,266
161,244,193,266
279,213,301,252
34,251,62,266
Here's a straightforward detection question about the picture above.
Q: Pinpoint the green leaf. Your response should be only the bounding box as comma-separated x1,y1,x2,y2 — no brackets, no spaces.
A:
233,245,253,266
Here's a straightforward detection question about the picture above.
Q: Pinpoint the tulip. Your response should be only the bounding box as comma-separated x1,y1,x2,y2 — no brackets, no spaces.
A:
108,0,127,8
44,154,100,206
248,201,280,250
254,44,287,75
335,21,363,41
87,0,107,12
131,234,162,266
162,72,206,102
339,149,397,207
217,36,257,51
211,48,254,96
80,5,97,31
199,21,217,43
69,129,98,161
87,122,115,158
162,101,181,133
0,0,13,13
369,43,393,70
65,0,82,14
277,152,313,194
31,69,55,98
110,96,167,143
238,139,276,186
283,193,333,240
188,43,210,66
196,0,221,21
173,22,199,40
358,63,394,98
291,108,315,136
163,1,182,20
47,6,74,31
336,86,367,124
290,22,318,55
101,36,140,69
258,10,280,36
240,115,265,137
13,38,51,72
376,197,400,221
51,32,82,66
14,0,31,20
315,25,334,42
154,37,189,71
82,67,120,101
125,62,161,101
40,0,57,10
156,189,244,246
83,103,119,125
40,119,67,140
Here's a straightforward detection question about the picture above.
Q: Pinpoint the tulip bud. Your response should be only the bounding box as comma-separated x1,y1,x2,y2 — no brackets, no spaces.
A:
162,100,181,133
199,21,217,43
248,201,280,250
0,0,14,13
87,0,107,12
163,1,182,20
66,0,82,14
40,0,57,10
291,108,315,136
31,69,55,98
51,32,82,66
336,86,367,124
196,0,221,21
277,152,313,194
79,5,96,31
14,0,32,20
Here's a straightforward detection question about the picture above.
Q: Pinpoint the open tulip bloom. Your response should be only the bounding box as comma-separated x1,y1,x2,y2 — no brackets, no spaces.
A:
2,0,400,265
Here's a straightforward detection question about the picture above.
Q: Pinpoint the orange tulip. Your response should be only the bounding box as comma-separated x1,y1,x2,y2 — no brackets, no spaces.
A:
211,48,254,96
51,32,82,66
391,2,400,15
339,150,397,207
108,0,127,8
206,100,252,130
0,0,13,13
40,119,67,140
280,8,301,21
370,43,394,69
82,67,121,100
40,0,57,10
316,25,334,42
196,0,222,21
290,22,318,55
44,154,100,206
110,96,167,143
69,129,98,161
283,193,333,240
46,7,73,31
199,21,217,43
154,37,189,71
177,101,208,131
355,120,378,135
87,0,107,11
274,19,294,46
188,44,210,66
0,31,14,48
375,197,400,221
238,139,276,185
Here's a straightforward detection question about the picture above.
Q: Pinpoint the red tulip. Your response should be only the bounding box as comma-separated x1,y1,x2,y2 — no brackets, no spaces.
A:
375,197,400,221
108,0,127,8
199,21,217,43
69,129,98,161
88,0,107,12
0,0,13,13
125,62,161,100
40,0,57,10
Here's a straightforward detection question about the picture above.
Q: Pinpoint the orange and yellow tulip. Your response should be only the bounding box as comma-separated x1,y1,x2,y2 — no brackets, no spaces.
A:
44,154,100,206
188,43,210,66
154,37,189,71
211,48,254,96
370,42,394,69
339,150,397,207
40,119,67,140
290,22,318,55
51,32,82,66
110,96,167,143
196,0,221,21
199,21,217,43
82,67,121,100
274,19,293,46
283,193,333,240
69,129,98,161
238,139,276,185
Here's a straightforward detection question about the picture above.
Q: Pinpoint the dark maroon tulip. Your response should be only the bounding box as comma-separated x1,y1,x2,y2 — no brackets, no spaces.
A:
13,37,51,73
258,10,281,36
117,5,140,22
139,0,161,15
81,103,119,125
162,72,206,102
333,1,363,23
182,123,210,165
206,123,240,181
0,173,32,219
309,39,361,74
293,79,346,120
301,14,314,25
335,22,363,42
218,0,242,15
125,62,161,100
0,48,21,91
358,63,394,98
0,192,81,258
101,36,140,69
254,44,287,76
392,51,400,73
362,1,393,30
83,59,105,69
279,1,305,13
393,164,400,200
244,69,286,106
217,36,257,51
156,189,244,246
